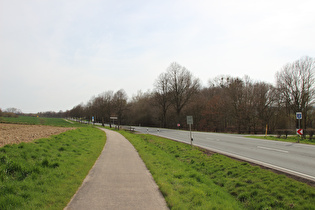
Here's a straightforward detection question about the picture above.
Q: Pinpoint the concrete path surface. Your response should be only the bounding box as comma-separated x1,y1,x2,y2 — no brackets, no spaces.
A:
65,128,169,210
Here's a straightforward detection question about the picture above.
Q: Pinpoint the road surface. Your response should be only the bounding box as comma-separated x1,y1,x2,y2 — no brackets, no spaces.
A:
134,127,315,182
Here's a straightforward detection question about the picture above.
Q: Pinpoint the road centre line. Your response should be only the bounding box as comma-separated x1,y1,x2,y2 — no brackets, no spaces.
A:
206,137,221,141
257,146,289,153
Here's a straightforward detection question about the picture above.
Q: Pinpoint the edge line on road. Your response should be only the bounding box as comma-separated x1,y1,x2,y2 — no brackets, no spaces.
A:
257,146,289,153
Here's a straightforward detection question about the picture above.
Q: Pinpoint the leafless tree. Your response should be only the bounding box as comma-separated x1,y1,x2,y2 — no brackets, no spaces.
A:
5,107,22,114
113,89,128,125
98,91,114,127
153,72,172,127
127,90,157,126
166,62,201,125
69,104,85,120
91,95,103,122
252,82,277,133
225,77,245,133
276,56,315,129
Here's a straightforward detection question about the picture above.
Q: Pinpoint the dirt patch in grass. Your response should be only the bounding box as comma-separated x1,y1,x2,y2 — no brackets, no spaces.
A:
0,123,75,147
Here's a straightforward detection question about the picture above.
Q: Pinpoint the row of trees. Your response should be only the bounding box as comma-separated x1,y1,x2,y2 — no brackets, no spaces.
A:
65,56,315,134
68,89,128,127
0,108,22,118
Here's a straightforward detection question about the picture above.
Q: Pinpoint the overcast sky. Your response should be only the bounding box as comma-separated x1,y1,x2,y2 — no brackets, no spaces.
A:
1,0,314,113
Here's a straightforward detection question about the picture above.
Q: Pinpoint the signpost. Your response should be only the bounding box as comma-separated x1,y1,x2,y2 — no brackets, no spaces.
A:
296,112,302,142
187,116,193,146
110,116,118,129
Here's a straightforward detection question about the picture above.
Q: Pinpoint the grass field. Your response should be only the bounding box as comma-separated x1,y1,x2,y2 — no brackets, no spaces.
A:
118,130,315,209
0,126,106,209
0,116,77,127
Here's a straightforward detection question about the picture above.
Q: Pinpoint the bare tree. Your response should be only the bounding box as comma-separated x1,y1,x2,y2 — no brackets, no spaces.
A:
70,104,85,121
225,77,245,133
166,62,201,126
276,56,315,129
252,82,277,133
5,107,22,114
127,90,156,127
91,95,103,123
98,91,114,127
153,72,172,127
113,89,128,125
200,94,225,132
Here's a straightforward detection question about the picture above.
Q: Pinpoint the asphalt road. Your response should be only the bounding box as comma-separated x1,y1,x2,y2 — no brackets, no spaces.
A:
134,127,315,182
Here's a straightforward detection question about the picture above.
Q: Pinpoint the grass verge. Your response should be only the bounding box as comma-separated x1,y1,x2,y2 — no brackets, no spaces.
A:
248,135,315,145
0,126,106,209
118,130,315,209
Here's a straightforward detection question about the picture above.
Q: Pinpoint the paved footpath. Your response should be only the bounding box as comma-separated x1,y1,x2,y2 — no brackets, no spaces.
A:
65,128,169,210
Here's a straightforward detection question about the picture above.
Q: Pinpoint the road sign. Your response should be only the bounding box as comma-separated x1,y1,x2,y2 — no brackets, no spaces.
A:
297,129,303,135
187,116,193,125
296,112,302,120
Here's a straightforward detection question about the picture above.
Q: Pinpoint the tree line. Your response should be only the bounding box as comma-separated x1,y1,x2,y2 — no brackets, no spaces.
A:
65,56,315,134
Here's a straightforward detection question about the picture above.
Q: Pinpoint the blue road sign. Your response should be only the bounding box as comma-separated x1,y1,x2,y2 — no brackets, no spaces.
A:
296,112,302,120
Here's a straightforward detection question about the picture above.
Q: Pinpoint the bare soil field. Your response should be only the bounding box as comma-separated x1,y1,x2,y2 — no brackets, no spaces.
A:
0,123,75,147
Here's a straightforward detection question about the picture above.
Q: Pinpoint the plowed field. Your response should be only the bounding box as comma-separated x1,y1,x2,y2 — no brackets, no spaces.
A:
0,123,75,147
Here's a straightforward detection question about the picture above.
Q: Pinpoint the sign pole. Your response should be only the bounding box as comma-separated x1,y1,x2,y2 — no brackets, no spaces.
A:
296,112,302,143
299,118,300,143
187,116,193,146
189,124,192,146
265,124,268,137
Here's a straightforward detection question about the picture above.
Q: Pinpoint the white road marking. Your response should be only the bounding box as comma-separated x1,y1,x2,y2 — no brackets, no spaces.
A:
206,137,221,141
257,146,289,153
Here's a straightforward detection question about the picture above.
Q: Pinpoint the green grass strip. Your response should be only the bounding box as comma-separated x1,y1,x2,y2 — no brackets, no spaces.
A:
0,127,106,209
118,130,315,209
248,135,315,145
0,116,79,127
